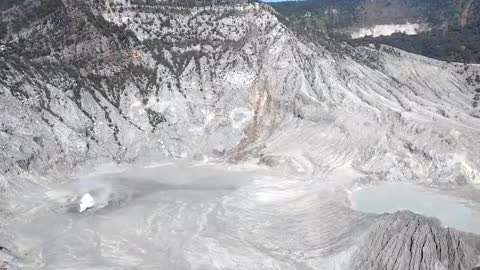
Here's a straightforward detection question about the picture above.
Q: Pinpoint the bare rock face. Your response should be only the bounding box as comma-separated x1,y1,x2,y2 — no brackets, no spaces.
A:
1,0,480,269
0,0,289,174
0,247,13,270
1,0,479,185
352,211,480,270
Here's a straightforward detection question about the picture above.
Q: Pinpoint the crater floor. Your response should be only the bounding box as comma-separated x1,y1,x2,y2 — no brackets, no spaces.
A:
1,162,480,269
0,161,370,269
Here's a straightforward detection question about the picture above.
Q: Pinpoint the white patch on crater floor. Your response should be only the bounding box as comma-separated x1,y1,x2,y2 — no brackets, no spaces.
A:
230,107,254,129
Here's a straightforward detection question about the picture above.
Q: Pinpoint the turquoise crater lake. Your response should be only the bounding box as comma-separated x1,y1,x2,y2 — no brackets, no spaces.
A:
349,182,480,235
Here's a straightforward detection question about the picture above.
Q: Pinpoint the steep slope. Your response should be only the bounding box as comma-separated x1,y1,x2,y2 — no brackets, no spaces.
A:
352,211,479,270
269,0,480,63
1,0,480,269
268,0,474,32
1,0,480,183
267,0,451,30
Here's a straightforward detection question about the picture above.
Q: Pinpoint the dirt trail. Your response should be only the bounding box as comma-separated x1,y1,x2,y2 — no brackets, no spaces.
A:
461,0,475,27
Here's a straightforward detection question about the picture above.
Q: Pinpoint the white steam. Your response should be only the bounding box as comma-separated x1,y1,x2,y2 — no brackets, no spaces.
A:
79,193,95,212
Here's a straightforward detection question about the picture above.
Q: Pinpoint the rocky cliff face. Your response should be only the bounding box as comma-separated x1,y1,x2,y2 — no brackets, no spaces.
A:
353,211,480,270
1,0,480,269
269,0,473,30
1,0,479,183
269,0,480,63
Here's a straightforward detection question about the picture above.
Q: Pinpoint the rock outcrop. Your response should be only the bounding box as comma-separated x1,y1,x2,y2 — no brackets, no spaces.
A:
352,211,480,270
1,0,480,269
1,0,479,184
